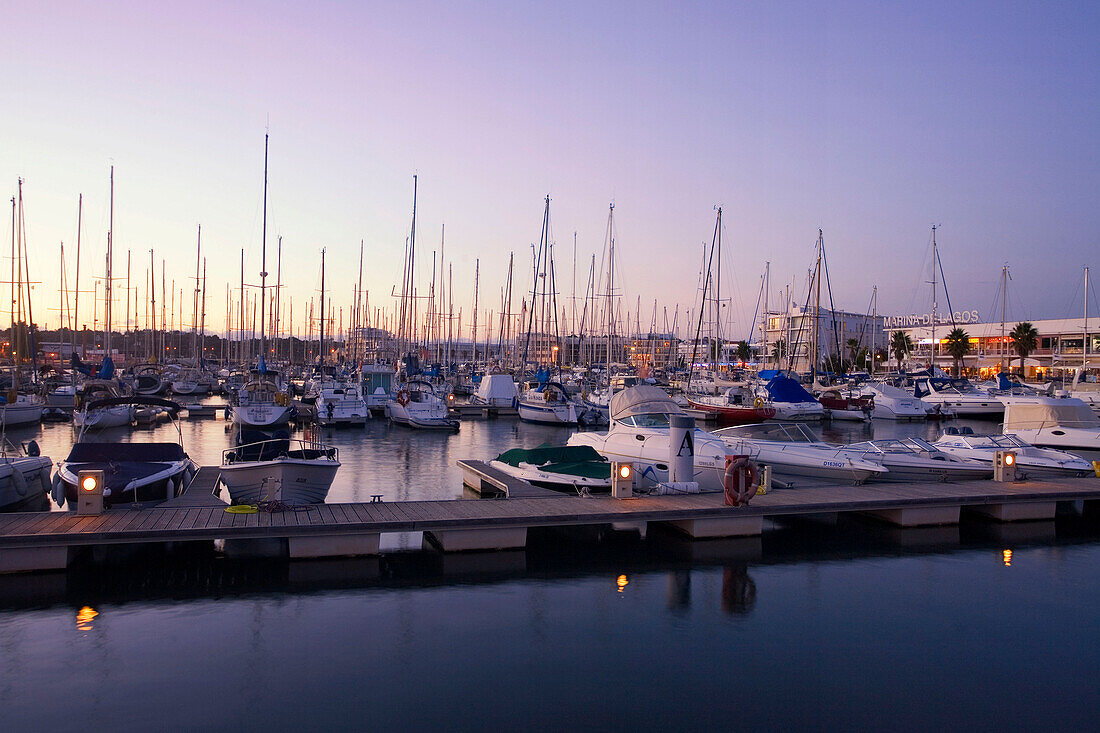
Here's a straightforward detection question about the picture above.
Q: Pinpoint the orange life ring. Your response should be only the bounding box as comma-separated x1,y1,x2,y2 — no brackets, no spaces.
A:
395,389,410,407
723,455,758,507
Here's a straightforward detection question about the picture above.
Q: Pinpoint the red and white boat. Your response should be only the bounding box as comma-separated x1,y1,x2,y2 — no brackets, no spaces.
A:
687,386,775,425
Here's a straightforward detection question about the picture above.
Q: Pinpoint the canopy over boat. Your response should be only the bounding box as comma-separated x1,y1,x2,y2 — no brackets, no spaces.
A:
495,444,610,480
610,385,683,421
1003,399,1100,429
766,375,819,404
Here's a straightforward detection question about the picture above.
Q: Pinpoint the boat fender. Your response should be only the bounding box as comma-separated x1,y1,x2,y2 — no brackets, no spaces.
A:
166,478,175,501
395,389,410,407
723,455,757,507
753,397,764,409
51,471,65,507
39,467,52,496
11,466,27,497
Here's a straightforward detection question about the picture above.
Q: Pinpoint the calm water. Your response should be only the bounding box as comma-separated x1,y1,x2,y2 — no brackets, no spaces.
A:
4,409,1097,730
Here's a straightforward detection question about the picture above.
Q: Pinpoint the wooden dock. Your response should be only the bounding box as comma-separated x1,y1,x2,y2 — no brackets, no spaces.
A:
1,466,1097,573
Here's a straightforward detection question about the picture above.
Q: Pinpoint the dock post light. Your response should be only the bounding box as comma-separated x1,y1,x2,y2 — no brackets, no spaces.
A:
611,462,634,499
77,470,106,515
993,451,1017,483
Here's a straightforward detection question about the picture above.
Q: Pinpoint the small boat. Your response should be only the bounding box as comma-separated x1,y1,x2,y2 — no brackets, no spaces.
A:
913,377,1004,418
490,444,612,493
714,422,888,485
859,382,927,421
517,381,580,425
842,438,993,482
934,427,1095,478
0,392,44,427
232,369,293,428
73,380,135,429
469,374,519,408
219,430,340,505
0,442,53,513
132,364,169,396
54,397,197,508
387,378,459,430
815,385,873,422
316,379,370,427
1000,397,1100,461
687,385,776,425
756,374,824,421
361,363,394,415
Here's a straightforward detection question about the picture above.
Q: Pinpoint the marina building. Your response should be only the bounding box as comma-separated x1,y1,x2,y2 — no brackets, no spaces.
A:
760,304,886,373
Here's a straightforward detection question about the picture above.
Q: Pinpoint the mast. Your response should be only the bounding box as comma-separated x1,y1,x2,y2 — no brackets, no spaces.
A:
275,236,283,360
871,285,878,375
193,225,201,362
811,230,822,378
930,225,938,372
149,249,156,360
1000,264,1007,373
8,194,14,372
319,247,326,366
105,167,114,356
762,261,770,370
74,194,82,359
259,132,269,366
1085,266,1090,370
472,258,480,366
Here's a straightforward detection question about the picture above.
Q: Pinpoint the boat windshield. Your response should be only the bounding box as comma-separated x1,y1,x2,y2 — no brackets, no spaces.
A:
618,413,671,428
717,423,817,443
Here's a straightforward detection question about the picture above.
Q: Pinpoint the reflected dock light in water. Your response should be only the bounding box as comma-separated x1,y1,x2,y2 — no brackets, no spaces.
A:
76,605,99,631
1003,549,1013,566
616,574,629,592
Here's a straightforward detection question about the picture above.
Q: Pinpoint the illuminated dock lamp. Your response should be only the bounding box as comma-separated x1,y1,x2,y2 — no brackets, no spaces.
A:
993,451,1017,483
77,470,106,515
611,462,634,499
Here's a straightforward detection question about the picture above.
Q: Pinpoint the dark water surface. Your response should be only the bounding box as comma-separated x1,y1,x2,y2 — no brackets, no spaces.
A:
3,409,1098,730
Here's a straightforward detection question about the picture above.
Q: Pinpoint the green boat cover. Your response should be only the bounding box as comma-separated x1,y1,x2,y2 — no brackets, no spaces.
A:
494,444,611,480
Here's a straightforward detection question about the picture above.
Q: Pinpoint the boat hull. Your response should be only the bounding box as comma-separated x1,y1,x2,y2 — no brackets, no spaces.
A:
219,458,340,505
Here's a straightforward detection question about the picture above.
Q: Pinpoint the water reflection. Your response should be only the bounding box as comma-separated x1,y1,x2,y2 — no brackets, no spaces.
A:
75,605,98,631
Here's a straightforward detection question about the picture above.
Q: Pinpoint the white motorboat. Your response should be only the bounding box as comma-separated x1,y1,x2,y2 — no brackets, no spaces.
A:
567,385,733,491
361,363,394,414
1068,370,1100,416
0,442,53,513
219,433,340,505
842,438,993,482
518,381,580,425
232,371,293,428
0,393,44,427
934,427,1094,478
913,378,1004,418
54,397,197,508
713,423,889,485
1000,397,1100,461
469,374,519,408
73,380,135,429
756,374,825,421
316,379,370,427
387,378,459,430
489,444,612,493
859,382,927,421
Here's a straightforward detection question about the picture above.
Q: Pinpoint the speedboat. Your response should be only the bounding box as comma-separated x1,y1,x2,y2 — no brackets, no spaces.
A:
713,422,888,485
73,380,134,429
1000,397,1100,461
934,427,1095,478
518,380,580,425
54,397,197,508
220,429,340,505
490,444,612,493
756,374,824,421
567,385,732,491
316,379,370,427
842,437,993,482
859,382,927,421
469,374,519,408
0,441,53,512
913,377,1004,418
387,378,459,430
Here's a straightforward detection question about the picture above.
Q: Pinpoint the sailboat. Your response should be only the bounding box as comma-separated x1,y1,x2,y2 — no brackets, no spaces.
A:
2,180,45,427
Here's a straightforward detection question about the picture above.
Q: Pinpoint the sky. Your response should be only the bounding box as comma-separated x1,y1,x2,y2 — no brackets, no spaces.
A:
3,0,1099,342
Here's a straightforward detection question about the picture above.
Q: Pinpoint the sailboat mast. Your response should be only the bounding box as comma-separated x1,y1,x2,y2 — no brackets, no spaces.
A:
1000,264,1007,372
194,225,201,362
930,225,938,372
762,261,770,370
74,194,82,358
319,247,326,365
259,133,269,365
1084,266,1090,369
105,168,113,356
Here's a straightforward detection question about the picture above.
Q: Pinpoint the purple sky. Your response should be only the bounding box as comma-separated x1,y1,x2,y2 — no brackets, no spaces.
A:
3,1,1098,340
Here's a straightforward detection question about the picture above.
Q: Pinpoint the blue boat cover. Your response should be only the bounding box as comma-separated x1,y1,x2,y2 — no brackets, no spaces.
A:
766,375,819,404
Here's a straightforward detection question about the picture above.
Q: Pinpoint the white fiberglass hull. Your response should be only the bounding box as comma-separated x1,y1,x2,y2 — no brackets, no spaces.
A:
921,396,1004,417
232,403,292,428
219,458,340,505
0,456,53,512
73,405,133,429
1003,427,1100,462
771,402,825,421
568,428,728,491
0,401,44,426
517,400,578,425
386,400,458,430
933,440,1094,478
488,460,611,492
714,434,887,484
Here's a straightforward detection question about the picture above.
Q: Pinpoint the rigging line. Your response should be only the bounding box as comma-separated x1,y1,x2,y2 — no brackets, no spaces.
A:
788,263,818,372
820,237,843,363
687,211,721,393
745,271,764,347
936,245,957,330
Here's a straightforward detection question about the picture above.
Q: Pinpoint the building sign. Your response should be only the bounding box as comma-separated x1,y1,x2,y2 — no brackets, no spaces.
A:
885,310,980,328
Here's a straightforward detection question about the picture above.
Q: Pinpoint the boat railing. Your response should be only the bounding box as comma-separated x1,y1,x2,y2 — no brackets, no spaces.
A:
223,438,338,463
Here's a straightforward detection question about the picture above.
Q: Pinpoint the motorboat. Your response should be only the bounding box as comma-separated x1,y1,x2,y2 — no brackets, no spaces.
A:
0,392,44,427
934,427,1094,478
687,385,776,425
1000,397,1100,461
219,430,340,505
54,397,197,508
232,369,293,428
0,441,53,512
567,385,733,491
131,364,169,396
814,384,873,422
316,379,370,427
755,374,824,421
518,380,581,425
842,438,993,482
858,382,927,421
1068,369,1100,416
713,423,888,485
73,380,135,429
387,378,459,430
490,444,612,493
469,374,519,408
913,377,1004,418
361,363,394,415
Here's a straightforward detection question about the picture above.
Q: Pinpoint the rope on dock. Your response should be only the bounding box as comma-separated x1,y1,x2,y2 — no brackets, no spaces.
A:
224,501,316,514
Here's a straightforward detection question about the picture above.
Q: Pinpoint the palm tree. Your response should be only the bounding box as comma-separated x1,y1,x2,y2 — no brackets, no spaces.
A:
1009,322,1039,375
735,340,751,364
772,338,787,363
889,331,913,371
944,327,971,377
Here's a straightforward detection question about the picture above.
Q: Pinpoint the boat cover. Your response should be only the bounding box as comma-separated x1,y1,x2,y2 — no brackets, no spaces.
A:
495,444,610,479
610,385,683,421
65,442,186,462
1003,399,1099,429
765,375,819,404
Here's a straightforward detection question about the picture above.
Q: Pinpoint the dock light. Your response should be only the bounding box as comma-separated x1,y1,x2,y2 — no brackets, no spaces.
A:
611,462,634,499
77,469,105,515
993,451,1017,483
